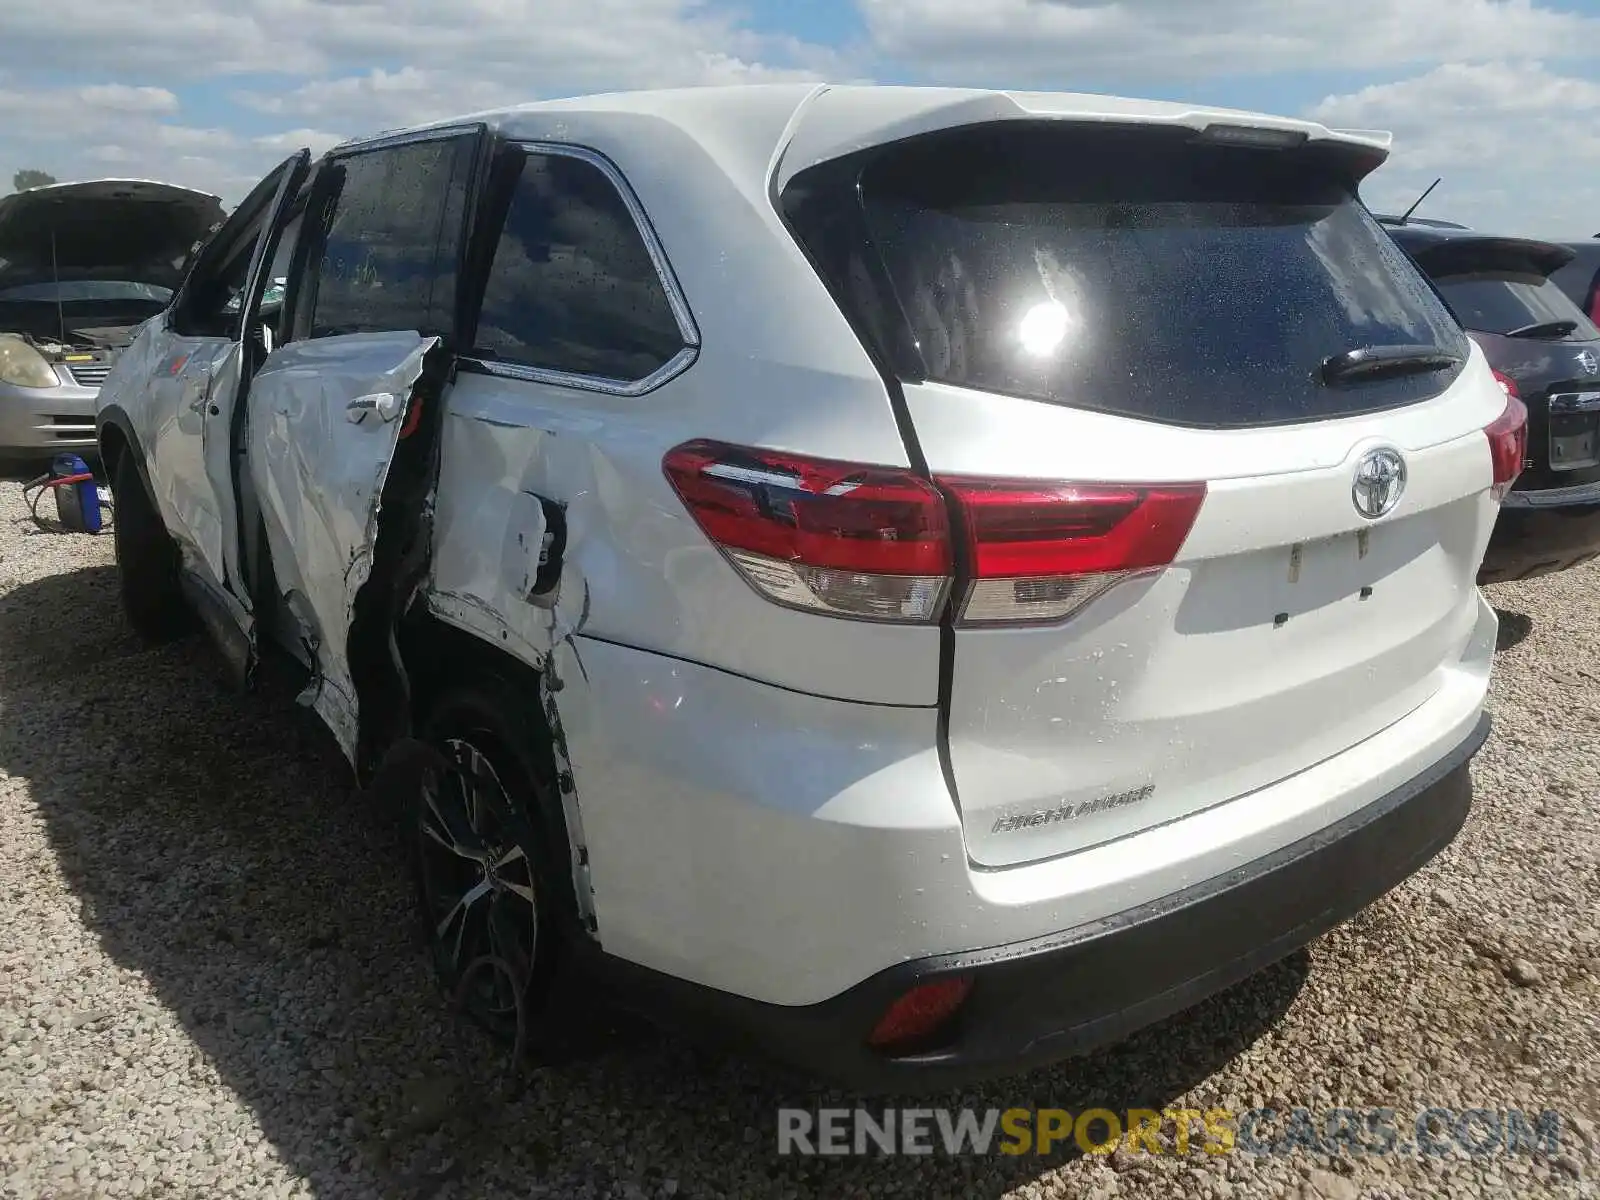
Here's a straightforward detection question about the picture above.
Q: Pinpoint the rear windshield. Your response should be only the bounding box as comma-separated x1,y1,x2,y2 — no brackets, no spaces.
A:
1433,272,1600,341
784,123,1469,428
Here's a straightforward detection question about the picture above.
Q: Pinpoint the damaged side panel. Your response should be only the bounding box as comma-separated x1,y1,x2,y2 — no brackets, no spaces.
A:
244,329,439,760
427,374,603,931
131,330,240,587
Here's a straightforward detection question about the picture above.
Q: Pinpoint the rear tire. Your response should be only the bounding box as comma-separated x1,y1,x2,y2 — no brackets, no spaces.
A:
112,454,192,642
410,678,574,1049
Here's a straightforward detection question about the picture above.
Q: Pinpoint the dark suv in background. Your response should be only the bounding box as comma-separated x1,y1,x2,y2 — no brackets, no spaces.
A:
1552,238,1600,327
1385,221,1600,583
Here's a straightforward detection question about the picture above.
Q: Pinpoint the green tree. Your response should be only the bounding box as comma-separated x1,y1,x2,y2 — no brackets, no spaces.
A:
13,169,56,192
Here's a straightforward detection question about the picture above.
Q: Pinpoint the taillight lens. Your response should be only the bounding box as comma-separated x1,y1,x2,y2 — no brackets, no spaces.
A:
939,477,1206,625
1484,390,1529,502
662,440,952,621
663,441,1205,626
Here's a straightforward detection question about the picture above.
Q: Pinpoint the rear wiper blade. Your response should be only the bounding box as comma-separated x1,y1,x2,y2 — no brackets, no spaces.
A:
1319,344,1464,386
1503,319,1578,340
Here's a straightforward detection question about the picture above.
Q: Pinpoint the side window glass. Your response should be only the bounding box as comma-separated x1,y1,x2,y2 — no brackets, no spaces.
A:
171,216,265,338
309,138,469,339
472,150,684,383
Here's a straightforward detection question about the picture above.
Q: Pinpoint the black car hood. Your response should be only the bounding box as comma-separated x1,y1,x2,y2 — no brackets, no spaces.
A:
0,179,224,292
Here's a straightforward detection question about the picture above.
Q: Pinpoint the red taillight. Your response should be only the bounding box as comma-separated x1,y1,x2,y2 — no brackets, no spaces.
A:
867,975,973,1053
663,441,1205,626
1588,291,1600,328
1491,368,1519,400
938,477,1206,624
1485,391,1529,502
662,440,952,621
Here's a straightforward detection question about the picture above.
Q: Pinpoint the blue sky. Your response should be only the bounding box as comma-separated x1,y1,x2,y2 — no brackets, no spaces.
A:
1,0,1598,235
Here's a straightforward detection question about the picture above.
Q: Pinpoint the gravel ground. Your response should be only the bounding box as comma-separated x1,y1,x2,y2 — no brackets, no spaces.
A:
0,479,1596,1200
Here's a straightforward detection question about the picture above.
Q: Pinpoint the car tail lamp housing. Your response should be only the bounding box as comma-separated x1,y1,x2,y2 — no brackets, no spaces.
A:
939,476,1206,624
1484,387,1528,502
663,440,1205,626
866,975,973,1054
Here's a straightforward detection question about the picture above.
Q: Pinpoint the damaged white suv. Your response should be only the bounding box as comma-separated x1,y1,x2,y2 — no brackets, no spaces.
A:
97,85,1521,1089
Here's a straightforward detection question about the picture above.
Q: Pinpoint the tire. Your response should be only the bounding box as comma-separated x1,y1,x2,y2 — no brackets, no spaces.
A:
410,678,573,1047
111,453,193,642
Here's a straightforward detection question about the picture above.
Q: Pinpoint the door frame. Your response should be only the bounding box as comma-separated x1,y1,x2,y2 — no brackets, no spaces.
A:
241,122,499,768
219,149,313,613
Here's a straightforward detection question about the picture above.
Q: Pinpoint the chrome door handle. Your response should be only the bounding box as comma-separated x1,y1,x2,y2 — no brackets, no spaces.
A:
345,392,401,424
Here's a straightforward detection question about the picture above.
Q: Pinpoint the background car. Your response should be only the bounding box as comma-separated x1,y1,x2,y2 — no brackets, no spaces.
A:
0,179,222,458
1386,221,1600,582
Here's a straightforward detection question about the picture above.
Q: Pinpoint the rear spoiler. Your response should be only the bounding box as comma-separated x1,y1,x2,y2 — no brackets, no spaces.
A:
1406,236,1576,280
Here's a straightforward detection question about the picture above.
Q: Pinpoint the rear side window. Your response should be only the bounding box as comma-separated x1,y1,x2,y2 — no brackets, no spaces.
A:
1432,272,1600,341
307,135,475,339
471,148,685,384
784,123,1469,428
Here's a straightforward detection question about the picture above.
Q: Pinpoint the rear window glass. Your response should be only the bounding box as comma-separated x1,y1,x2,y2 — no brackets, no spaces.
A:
1433,272,1600,341
785,123,1469,428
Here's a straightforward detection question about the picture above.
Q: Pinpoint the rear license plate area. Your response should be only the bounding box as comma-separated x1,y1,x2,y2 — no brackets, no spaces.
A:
1549,392,1600,471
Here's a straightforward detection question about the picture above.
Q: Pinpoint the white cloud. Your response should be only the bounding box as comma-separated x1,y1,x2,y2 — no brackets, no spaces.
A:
0,0,1595,242
860,0,1600,82
0,84,249,197
0,0,844,87
1313,61,1600,237
77,85,181,115
0,0,842,203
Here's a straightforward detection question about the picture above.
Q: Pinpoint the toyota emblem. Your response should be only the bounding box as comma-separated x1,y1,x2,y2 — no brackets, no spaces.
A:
1352,447,1407,520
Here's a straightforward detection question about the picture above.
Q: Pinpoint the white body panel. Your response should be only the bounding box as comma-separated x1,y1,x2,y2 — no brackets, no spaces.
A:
97,84,1504,1015
143,334,237,588
551,602,1491,1005
903,358,1505,867
428,370,940,707
246,332,436,755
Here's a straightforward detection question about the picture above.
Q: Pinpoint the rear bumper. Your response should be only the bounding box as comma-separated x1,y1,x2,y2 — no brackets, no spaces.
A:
588,711,1488,1091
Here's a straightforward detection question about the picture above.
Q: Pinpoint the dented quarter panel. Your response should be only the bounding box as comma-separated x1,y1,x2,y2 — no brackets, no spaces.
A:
427,370,938,706
246,330,437,760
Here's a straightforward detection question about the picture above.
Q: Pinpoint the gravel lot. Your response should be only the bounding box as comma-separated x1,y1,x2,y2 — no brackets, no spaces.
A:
0,480,1595,1200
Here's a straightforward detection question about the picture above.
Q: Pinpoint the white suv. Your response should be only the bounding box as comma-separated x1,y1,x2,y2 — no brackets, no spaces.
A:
96,84,1523,1089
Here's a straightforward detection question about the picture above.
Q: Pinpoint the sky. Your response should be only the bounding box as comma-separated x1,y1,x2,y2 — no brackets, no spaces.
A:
0,0,1597,237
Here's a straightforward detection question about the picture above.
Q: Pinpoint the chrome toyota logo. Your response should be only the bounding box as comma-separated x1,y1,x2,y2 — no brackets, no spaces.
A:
1577,349,1599,376
1352,447,1407,520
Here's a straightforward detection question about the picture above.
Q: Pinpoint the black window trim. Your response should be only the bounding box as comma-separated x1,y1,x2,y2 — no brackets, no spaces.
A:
459,139,700,399
290,122,490,347
167,155,298,339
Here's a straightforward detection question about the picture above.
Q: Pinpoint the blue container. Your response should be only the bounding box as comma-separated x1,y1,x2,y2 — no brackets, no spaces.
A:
50,452,103,534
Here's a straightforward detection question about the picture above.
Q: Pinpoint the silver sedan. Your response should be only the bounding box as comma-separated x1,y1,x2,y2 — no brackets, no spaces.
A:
0,179,222,457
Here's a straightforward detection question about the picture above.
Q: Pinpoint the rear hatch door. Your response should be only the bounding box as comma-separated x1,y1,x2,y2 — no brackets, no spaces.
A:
786,119,1509,869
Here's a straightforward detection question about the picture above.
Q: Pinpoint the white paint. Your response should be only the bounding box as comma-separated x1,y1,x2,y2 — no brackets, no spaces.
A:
96,85,1505,1017
245,330,436,758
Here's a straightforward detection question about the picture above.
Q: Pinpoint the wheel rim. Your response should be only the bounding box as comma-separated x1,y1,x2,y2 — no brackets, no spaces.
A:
416,736,539,1036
